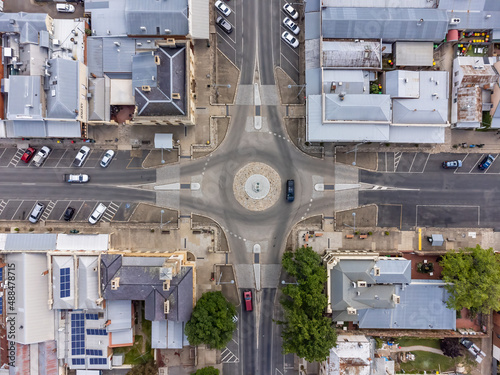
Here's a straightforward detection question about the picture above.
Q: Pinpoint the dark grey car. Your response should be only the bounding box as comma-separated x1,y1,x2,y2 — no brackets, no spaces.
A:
216,16,233,34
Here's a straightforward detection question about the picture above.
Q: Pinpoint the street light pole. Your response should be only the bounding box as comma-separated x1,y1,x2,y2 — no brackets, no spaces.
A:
281,280,299,285
160,210,164,229
352,212,356,233
287,84,307,98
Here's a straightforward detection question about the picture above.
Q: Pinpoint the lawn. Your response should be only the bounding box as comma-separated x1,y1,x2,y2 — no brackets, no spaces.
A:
113,335,154,365
396,337,441,350
399,351,456,373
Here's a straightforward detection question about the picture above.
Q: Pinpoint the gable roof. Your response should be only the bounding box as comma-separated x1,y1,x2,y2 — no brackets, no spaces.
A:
46,59,79,119
325,94,392,122
0,13,49,43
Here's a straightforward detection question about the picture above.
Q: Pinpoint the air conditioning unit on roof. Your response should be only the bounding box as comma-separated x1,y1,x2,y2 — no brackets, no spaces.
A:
450,18,460,25
347,307,357,315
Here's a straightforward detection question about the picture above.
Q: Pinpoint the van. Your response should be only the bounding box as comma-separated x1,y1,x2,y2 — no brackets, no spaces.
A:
286,179,294,202
29,202,45,223
88,203,107,225
56,3,75,13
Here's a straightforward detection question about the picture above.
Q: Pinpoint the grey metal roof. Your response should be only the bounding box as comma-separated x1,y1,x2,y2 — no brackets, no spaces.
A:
190,0,209,38
107,300,132,331
103,37,136,73
446,10,500,31
322,8,449,42
438,0,485,11
152,320,167,349
85,0,127,36
323,70,368,94
392,71,448,124
325,94,391,122
167,320,184,349
306,68,322,96
323,0,437,7
358,282,456,329
46,59,79,119
305,12,321,40
385,70,420,98
305,39,320,70
125,0,189,36
135,46,186,117
323,41,381,69
4,234,57,251
305,0,320,12
5,120,46,138
52,256,75,309
388,125,446,143
40,30,50,48
132,52,158,89
101,254,193,323
86,37,103,78
0,13,48,42
7,75,43,120
78,256,101,309
88,77,111,121
45,120,81,138
373,259,411,284
395,41,434,66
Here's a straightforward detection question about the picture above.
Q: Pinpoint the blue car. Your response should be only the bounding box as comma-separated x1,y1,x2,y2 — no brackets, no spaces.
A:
478,154,495,170
286,180,294,202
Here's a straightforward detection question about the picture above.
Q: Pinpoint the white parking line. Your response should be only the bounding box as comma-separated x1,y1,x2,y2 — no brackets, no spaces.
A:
58,201,72,221
416,204,480,227
41,201,56,221
101,202,120,222
280,53,299,73
9,149,24,167
11,200,26,220
454,153,469,174
420,153,430,173
408,153,417,172
468,154,484,173
55,149,69,168
0,148,7,160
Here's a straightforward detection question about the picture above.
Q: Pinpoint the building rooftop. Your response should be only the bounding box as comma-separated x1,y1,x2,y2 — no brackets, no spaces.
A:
322,41,381,69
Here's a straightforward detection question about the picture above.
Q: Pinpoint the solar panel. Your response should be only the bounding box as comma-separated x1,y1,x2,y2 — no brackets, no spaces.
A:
89,357,107,365
71,313,85,355
86,349,103,356
72,358,85,365
0,296,3,315
86,328,107,335
60,267,71,298
0,267,3,281
85,313,99,320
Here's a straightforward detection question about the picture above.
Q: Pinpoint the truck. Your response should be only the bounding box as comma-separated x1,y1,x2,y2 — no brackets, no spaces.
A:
64,174,89,183
32,146,51,167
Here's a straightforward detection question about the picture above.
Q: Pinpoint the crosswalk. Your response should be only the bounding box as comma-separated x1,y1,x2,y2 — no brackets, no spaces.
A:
8,149,24,167
101,202,120,222
41,201,56,221
0,200,6,216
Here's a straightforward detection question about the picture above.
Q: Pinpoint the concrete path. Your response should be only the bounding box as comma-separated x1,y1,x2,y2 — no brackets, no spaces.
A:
391,345,444,355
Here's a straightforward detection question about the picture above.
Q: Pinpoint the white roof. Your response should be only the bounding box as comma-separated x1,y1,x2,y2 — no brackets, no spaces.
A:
6,253,55,344
325,335,372,375
52,256,75,309
78,257,101,310
155,133,174,149
56,234,109,251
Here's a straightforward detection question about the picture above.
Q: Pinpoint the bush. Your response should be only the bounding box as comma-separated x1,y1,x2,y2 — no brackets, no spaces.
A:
355,231,360,235
29,228,34,232
14,228,19,232
150,229,155,233
384,231,390,236
368,231,373,235
191,367,219,375
440,338,461,358
385,143,391,147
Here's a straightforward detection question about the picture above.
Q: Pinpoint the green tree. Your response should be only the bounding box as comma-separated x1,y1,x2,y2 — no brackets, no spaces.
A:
278,247,337,362
440,245,500,314
191,366,220,375
185,291,236,349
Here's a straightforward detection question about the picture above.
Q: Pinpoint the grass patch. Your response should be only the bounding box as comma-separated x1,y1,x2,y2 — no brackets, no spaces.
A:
399,351,455,373
397,337,441,349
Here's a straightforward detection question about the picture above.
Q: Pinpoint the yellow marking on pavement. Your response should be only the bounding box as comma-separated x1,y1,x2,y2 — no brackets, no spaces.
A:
418,228,421,251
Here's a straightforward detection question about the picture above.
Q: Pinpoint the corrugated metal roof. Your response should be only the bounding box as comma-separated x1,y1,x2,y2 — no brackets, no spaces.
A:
322,69,368,94
306,0,320,12
85,0,127,36
305,12,321,40
325,94,392,122
87,37,103,78
39,30,50,48
0,13,48,37
373,259,411,284
125,0,189,36
152,320,167,349
323,40,382,69
167,321,184,349
7,76,43,120
385,70,420,98
322,7,449,41
56,234,109,251
132,52,158,89
20,21,39,44
107,300,132,331
395,41,434,66
103,37,136,73
88,78,110,121
78,256,101,310
306,68,322,95
46,59,79,119
6,120,46,138
358,282,456,329
5,234,57,251
388,125,446,143
446,10,500,31
190,0,209,38
6,253,55,344
45,120,81,138
305,38,320,70
438,0,485,10
52,256,75,309
323,0,437,7
154,133,173,149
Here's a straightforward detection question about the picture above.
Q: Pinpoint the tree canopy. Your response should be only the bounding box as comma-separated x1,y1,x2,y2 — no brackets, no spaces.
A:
126,359,158,375
185,291,237,350
440,245,500,314
191,366,220,375
440,338,461,358
278,246,337,362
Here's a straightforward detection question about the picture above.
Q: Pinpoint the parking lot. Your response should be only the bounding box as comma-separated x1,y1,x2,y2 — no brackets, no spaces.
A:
215,0,240,66
278,0,300,83
378,151,500,174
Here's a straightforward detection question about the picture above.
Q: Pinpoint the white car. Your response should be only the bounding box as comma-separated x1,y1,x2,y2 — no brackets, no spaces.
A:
100,150,115,168
65,174,89,183
215,0,231,16
283,17,300,35
32,146,51,167
56,3,75,13
282,31,299,48
88,203,107,225
73,146,90,167
283,3,298,20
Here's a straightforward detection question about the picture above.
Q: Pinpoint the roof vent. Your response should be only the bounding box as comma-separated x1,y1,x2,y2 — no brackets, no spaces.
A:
172,93,181,100
137,42,142,46
106,30,111,35
166,38,176,47
164,300,170,314
163,280,170,291
450,18,460,24
114,41,121,47
111,277,120,290
347,307,357,315
486,14,492,19
404,78,408,83
9,19,15,24
339,92,345,101
357,281,367,288
373,267,380,276
142,85,151,92
392,294,400,304
155,55,160,65
164,29,171,34
140,26,147,32
351,281,357,288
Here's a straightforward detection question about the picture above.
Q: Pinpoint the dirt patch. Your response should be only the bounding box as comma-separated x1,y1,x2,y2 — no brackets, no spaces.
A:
335,151,378,171
275,67,304,105
214,50,239,104
142,148,179,168
129,203,178,224
192,214,229,253
193,117,230,159
285,118,323,159
336,205,378,229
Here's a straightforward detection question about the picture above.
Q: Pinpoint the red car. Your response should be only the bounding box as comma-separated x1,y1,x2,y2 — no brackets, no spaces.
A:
21,147,36,163
244,290,252,312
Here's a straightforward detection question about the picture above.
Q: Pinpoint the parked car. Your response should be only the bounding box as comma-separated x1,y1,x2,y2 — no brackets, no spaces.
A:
286,179,295,202
283,17,300,35
56,3,75,13
64,207,75,221
32,146,51,167
100,150,115,168
88,203,107,225
215,0,231,16
442,160,462,169
21,147,36,163
216,16,233,34
64,174,89,183
29,202,45,223
283,3,298,20
73,146,90,167
478,154,495,170
281,31,299,48
244,290,253,312
460,338,486,363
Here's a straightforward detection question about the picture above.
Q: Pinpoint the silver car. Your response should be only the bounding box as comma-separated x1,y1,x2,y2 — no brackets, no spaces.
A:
29,202,45,223
100,150,115,168
88,203,107,225
73,146,90,167
283,17,300,35
215,0,231,16
282,31,299,48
